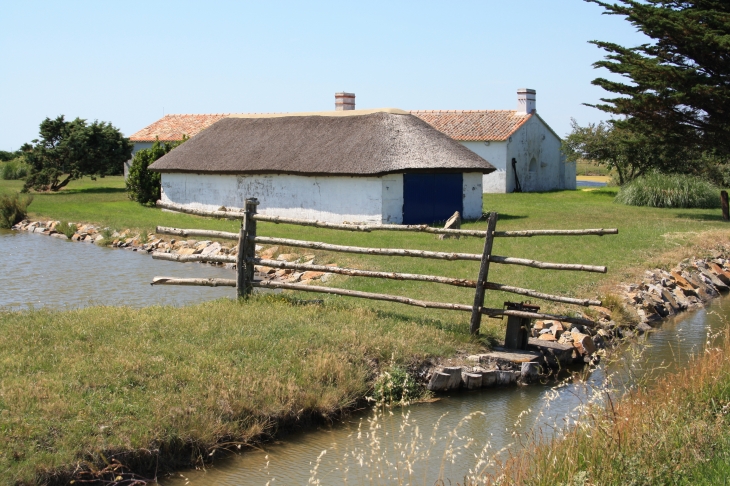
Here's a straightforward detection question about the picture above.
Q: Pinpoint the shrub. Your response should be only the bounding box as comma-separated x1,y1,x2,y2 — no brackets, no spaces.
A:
127,138,185,205
0,158,31,180
615,172,721,208
0,193,33,228
370,365,422,406
55,221,77,239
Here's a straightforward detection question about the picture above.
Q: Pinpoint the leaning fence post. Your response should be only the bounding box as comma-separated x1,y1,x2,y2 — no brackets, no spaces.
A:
236,198,259,299
470,212,498,335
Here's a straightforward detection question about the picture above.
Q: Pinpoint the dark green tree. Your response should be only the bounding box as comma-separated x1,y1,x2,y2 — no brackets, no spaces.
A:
126,138,185,205
22,115,132,191
587,0,730,156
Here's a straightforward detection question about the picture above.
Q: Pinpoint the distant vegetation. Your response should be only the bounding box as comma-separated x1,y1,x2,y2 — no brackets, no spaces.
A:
0,157,30,180
0,192,32,228
615,172,720,209
21,115,131,192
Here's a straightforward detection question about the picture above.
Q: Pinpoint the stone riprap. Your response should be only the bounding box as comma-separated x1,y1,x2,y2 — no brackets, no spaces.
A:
11,220,337,286
425,248,730,393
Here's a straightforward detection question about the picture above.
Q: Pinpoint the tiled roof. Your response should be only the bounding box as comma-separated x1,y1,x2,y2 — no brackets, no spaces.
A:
129,114,229,142
409,110,532,141
130,109,535,143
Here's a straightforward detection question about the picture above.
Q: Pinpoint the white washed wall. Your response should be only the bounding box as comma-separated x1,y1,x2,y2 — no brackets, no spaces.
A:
160,173,385,224
462,172,483,219
461,140,508,194
381,174,404,224
504,116,568,193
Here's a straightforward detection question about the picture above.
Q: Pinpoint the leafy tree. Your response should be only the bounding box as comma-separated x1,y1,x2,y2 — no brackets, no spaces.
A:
0,150,21,162
22,115,132,192
587,0,730,157
126,138,185,205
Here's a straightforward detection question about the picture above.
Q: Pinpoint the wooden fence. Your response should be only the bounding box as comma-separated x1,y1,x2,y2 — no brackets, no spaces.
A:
151,199,617,334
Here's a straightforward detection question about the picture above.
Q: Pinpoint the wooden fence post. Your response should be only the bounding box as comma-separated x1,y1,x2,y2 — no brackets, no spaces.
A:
236,198,259,299
722,190,729,221
470,212,498,335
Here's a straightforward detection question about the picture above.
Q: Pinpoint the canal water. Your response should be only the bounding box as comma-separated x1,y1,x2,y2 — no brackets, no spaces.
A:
3,229,725,484
164,292,729,484
0,229,236,309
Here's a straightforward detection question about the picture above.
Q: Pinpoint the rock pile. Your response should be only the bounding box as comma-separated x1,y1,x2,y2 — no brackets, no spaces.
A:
618,251,730,328
12,220,338,285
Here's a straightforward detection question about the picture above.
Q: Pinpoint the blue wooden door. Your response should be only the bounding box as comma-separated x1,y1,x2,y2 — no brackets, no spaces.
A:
402,173,463,224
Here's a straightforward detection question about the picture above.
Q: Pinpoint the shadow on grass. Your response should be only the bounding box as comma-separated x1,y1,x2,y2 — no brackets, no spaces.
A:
37,187,127,196
474,213,528,222
674,212,726,222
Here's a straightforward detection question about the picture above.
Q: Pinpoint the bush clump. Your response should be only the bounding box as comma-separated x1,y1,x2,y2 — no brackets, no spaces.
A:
615,173,721,208
127,138,186,205
371,365,422,406
55,221,77,239
0,193,33,228
0,158,31,180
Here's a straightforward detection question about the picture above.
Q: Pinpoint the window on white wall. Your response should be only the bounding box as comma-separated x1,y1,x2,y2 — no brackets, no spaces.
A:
529,157,537,173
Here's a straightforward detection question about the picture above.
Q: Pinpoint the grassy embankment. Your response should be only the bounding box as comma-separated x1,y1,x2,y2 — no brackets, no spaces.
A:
481,325,730,485
1,176,729,484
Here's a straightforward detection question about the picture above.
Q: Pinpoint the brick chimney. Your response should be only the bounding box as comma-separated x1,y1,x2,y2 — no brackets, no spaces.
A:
516,88,536,114
335,92,355,111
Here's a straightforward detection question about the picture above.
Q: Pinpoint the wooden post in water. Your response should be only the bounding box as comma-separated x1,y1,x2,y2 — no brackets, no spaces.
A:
237,198,259,299
722,191,729,222
470,212,498,335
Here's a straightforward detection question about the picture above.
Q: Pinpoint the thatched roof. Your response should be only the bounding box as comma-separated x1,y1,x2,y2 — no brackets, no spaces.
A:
149,111,495,176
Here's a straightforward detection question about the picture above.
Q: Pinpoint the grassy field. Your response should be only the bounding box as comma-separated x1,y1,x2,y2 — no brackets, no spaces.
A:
1,176,729,483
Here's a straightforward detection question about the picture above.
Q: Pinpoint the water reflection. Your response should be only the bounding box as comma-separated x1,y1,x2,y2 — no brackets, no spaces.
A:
0,229,236,309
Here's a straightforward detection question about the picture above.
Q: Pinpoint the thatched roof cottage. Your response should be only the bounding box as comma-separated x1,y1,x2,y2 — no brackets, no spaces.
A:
148,109,494,225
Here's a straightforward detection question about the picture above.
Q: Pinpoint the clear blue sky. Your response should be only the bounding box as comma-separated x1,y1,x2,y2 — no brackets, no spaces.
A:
0,0,647,151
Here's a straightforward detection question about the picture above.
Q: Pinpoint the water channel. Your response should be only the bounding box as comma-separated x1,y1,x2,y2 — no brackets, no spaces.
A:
2,229,726,484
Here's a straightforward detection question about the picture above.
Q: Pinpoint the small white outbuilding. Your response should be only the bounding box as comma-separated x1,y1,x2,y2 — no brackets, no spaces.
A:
412,89,576,193
148,109,495,225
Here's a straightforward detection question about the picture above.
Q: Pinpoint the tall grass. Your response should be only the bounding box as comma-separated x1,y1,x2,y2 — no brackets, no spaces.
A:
0,192,32,228
615,172,721,208
55,221,77,239
0,296,474,484
475,325,730,485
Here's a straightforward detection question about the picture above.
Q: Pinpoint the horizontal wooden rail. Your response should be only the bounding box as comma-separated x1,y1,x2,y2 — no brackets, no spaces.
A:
250,281,597,327
151,277,235,287
489,256,607,273
157,201,486,236
156,201,617,239
254,258,600,306
149,277,597,326
251,236,482,261
484,282,601,307
156,226,239,241
149,253,600,306
251,236,606,273
252,257,477,287
494,229,618,237
152,252,236,264
254,214,489,237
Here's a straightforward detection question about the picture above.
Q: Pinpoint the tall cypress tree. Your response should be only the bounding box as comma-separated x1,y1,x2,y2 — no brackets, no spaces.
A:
587,1,730,157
